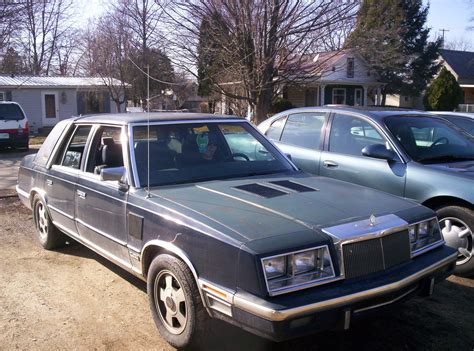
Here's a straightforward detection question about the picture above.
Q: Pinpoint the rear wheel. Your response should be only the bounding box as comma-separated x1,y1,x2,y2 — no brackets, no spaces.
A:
147,254,209,349
32,195,66,249
436,205,474,277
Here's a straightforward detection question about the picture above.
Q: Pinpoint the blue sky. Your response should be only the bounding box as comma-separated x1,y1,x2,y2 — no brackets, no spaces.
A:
73,0,474,49
425,0,474,47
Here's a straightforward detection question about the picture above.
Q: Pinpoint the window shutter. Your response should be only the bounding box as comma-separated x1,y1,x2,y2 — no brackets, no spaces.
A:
5,90,12,101
102,91,111,113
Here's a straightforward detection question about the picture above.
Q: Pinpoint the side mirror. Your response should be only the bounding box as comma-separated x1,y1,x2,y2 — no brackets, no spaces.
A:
362,144,398,161
100,166,129,191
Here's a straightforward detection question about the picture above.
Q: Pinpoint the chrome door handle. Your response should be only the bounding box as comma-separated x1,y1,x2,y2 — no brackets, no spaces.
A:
46,179,53,186
76,190,87,199
323,160,338,168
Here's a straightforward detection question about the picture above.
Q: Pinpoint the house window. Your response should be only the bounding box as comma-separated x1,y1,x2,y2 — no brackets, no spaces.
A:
0,92,5,101
332,88,346,105
347,58,354,78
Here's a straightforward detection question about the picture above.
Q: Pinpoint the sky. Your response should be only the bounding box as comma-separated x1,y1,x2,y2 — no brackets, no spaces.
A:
71,0,474,49
425,0,474,48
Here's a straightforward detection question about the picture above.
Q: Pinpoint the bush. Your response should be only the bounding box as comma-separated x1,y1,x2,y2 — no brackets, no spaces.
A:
270,97,293,114
424,67,464,111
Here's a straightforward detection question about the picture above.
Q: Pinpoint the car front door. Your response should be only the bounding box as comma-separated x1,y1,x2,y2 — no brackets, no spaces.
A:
319,113,406,196
46,124,93,234
74,125,130,265
269,112,328,174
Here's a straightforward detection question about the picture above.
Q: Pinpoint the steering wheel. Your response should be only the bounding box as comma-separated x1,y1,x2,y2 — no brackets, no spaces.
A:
431,137,449,147
232,153,250,161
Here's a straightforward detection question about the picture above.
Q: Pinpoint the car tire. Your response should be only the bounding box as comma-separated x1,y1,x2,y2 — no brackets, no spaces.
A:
147,254,209,349
436,205,474,277
32,195,66,250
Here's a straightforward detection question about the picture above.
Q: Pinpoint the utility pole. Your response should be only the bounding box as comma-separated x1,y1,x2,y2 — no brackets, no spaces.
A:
440,28,450,47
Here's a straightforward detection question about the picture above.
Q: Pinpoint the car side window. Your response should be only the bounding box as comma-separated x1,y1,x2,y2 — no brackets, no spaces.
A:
329,114,384,156
280,112,326,149
56,125,92,169
266,117,287,141
86,126,124,174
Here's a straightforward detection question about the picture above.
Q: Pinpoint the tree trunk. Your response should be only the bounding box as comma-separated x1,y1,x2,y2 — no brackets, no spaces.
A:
254,89,272,125
115,100,122,113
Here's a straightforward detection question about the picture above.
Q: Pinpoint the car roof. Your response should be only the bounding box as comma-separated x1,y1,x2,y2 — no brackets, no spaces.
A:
431,111,474,119
269,106,438,122
74,112,243,125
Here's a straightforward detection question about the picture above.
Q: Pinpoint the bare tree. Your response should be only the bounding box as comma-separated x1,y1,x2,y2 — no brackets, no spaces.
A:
162,0,359,123
20,0,74,75
0,1,23,51
444,37,473,51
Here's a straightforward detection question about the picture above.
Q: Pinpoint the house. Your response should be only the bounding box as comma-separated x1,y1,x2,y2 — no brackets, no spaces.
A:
387,49,474,110
0,76,126,132
281,49,385,108
439,49,474,109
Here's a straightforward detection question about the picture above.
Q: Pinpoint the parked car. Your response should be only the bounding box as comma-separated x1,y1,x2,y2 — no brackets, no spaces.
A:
259,107,474,276
0,101,29,150
17,113,456,348
431,111,474,137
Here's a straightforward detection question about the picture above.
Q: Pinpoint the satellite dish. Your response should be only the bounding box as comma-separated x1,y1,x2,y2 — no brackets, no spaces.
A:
313,54,320,62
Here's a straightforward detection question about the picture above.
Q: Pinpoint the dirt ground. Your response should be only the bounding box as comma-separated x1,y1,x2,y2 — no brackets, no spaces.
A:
0,196,473,351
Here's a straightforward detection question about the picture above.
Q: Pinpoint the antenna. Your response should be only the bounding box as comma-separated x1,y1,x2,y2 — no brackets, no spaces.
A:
146,64,151,198
440,28,449,47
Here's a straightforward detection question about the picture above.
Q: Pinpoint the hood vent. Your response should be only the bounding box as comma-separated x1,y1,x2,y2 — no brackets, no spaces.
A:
269,180,318,193
234,183,287,198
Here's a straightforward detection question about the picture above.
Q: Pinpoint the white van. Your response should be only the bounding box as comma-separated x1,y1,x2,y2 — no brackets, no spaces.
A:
0,101,29,150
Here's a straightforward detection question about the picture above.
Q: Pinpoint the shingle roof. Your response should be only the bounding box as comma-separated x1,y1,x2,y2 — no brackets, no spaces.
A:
0,75,125,88
283,49,352,77
439,49,474,85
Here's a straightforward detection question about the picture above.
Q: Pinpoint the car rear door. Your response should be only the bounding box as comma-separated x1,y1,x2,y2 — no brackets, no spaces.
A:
319,113,406,196
74,125,130,265
46,124,93,234
265,111,328,174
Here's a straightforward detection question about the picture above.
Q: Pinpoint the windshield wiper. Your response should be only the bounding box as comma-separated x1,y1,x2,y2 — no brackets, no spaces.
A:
418,155,474,163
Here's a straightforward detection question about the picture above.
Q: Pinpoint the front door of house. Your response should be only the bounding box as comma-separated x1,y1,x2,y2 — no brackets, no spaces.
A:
42,91,59,127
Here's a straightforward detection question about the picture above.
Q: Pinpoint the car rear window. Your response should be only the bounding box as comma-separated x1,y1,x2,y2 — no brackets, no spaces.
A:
0,104,25,120
35,120,70,167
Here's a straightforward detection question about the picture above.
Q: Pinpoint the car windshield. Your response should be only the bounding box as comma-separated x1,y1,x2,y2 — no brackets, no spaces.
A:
439,115,474,136
132,122,294,187
0,104,24,120
384,116,474,163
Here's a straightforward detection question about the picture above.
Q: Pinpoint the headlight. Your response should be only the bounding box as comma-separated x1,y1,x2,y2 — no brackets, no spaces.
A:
409,218,443,256
263,256,286,279
261,245,336,296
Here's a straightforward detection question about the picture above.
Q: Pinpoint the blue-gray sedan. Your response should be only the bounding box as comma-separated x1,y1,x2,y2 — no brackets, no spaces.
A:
259,107,474,276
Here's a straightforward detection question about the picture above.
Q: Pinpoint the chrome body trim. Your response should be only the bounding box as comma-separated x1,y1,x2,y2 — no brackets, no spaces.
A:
75,218,128,246
260,245,339,296
16,185,30,199
53,220,143,277
48,204,74,220
233,252,457,322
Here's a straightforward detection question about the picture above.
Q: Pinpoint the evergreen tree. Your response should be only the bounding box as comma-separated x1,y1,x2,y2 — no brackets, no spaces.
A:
346,0,441,103
424,67,463,111
1,47,26,74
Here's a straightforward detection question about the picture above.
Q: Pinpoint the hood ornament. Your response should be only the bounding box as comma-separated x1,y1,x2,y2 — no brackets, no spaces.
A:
369,214,377,227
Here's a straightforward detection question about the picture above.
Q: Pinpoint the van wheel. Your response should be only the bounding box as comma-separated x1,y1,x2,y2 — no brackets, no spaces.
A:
436,205,474,277
147,254,209,349
32,195,66,249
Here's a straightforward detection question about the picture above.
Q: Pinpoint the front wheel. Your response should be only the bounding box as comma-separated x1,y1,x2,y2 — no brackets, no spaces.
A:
436,205,474,277
147,254,209,349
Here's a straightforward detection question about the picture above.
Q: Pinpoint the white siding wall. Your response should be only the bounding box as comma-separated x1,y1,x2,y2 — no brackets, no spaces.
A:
321,54,375,84
11,89,43,132
286,88,306,107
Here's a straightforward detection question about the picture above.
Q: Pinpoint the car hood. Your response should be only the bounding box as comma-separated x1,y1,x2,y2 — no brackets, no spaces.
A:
423,160,474,177
148,173,419,244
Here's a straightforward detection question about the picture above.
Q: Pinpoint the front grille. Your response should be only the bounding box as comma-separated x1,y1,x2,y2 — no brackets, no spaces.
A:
343,230,410,279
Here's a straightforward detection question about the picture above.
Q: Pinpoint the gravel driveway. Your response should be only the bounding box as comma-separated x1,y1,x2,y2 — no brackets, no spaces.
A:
0,196,473,350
